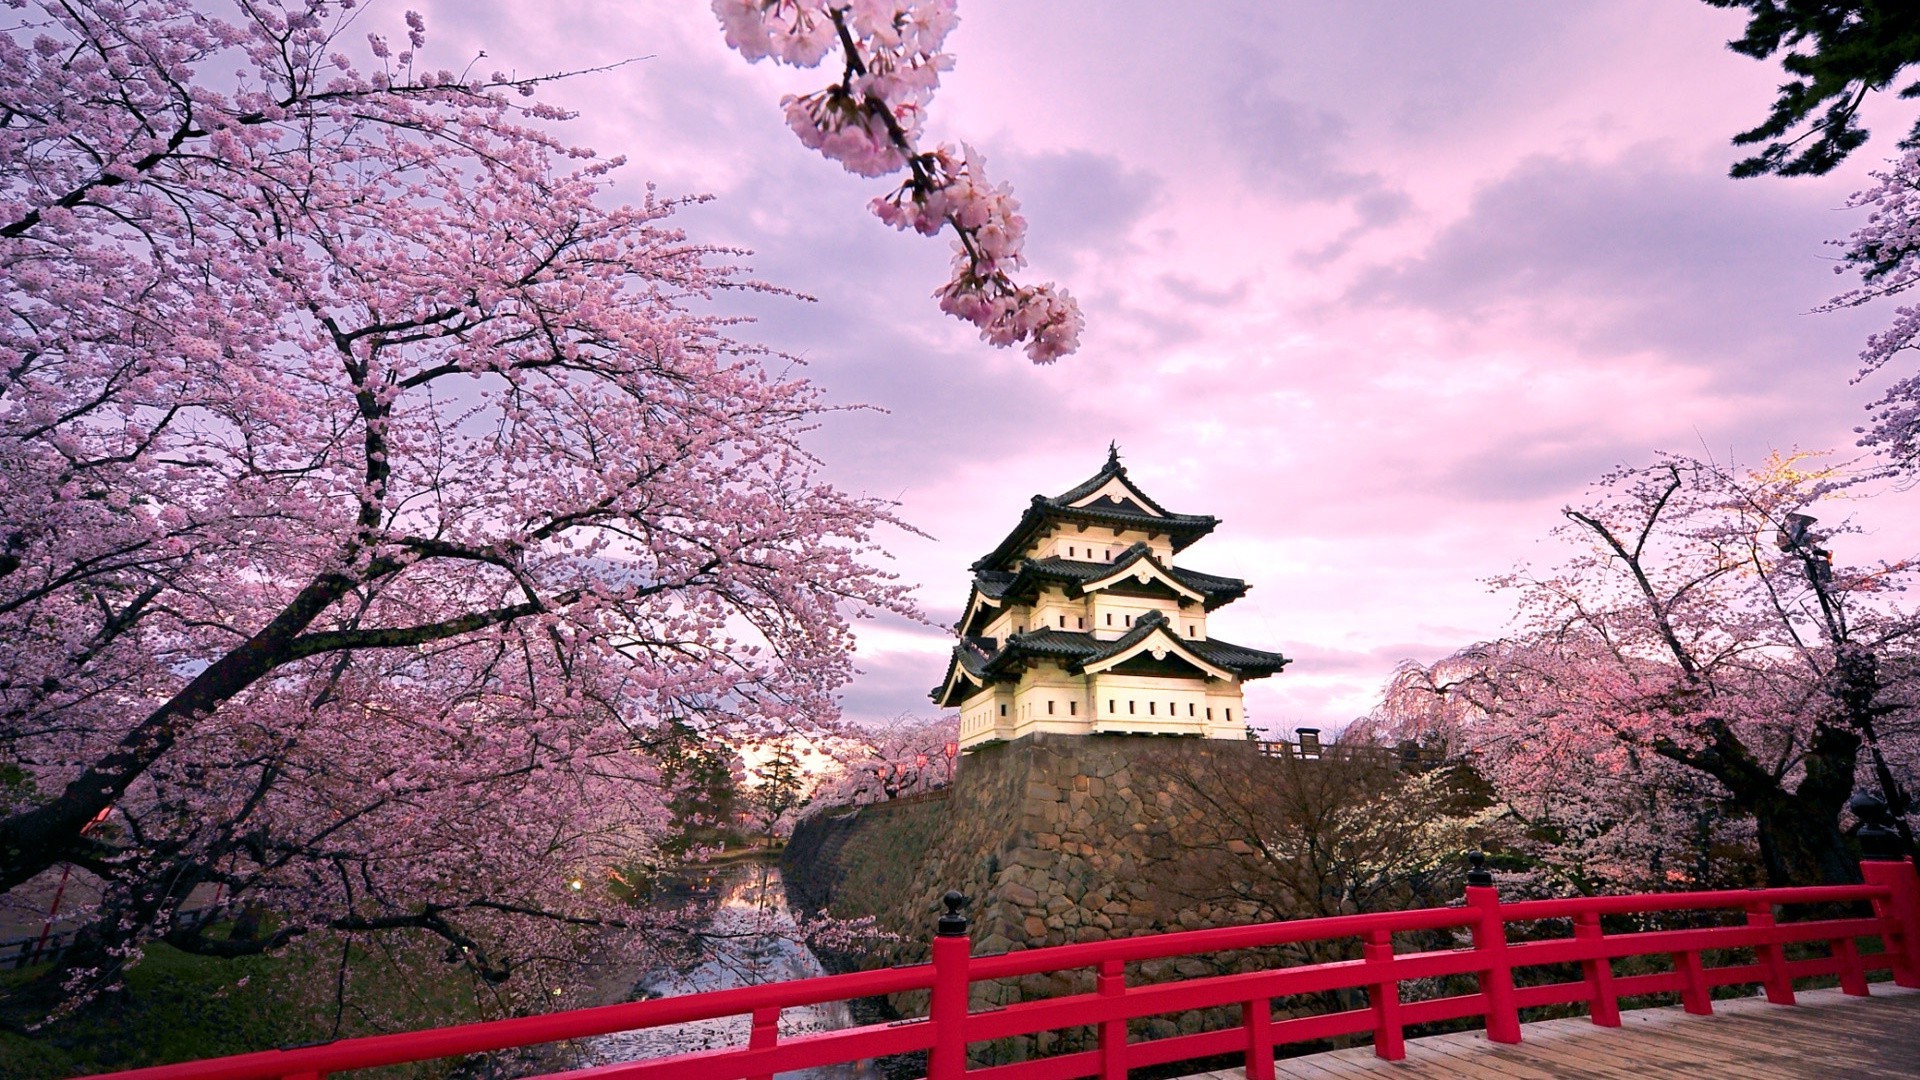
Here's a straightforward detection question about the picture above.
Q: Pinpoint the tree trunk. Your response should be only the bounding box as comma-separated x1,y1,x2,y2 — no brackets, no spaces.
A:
1661,718,1861,887
1752,796,1859,886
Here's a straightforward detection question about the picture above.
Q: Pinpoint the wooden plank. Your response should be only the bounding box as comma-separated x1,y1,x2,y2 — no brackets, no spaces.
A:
1492,1022,1690,1080
1392,1033,1565,1079
1170,985,1920,1080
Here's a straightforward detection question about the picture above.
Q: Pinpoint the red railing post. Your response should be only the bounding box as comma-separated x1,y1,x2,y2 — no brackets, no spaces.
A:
1573,910,1621,1025
1744,898,1795,1005
1363,928,1403,1061
1860,857,1920,989
1097,959,1126,1080
1672,948,1712,1015
929,891,972,1080
747,1005,780,1080
1833,936,1870,996
1240,995,1273,1080
1465,853,1521,1044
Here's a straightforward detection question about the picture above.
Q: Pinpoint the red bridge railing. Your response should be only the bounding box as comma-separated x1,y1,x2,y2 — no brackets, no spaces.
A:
79,855,1920,1080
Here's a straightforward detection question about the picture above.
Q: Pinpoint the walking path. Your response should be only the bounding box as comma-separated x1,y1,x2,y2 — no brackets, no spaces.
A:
1179,985,1920,1079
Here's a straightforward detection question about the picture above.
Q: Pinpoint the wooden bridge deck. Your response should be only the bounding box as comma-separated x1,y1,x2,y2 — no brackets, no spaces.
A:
1185,985,1920,1080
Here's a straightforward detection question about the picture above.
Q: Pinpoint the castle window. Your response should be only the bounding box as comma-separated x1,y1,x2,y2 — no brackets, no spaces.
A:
1070,701,1078,716
1124,615,1132,626
1000,704,1007,717
1077,617,1085,629
1047,700,1055,715
1149,702,1156,715
1188,703,1195,716
1069,546,1076,557
1106,613,1113,626
1128,700,1135,714
1108,699,1115,713
1187,624,1195,637
1206,707,1213,720
1225,708,1233,722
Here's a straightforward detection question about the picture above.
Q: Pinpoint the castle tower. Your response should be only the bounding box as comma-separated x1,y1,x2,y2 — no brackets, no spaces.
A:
934,447,1289,750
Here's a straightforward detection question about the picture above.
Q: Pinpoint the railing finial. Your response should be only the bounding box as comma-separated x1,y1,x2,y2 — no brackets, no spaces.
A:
937,890,970,937
1851,792,1904,862
1466,850,1494,888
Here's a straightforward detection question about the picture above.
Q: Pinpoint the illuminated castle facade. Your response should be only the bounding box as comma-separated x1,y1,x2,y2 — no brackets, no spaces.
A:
933,448,1289,751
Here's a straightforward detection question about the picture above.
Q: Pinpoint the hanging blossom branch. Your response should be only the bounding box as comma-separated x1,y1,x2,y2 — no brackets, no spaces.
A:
1826,149,1920,464
713,0,1083,363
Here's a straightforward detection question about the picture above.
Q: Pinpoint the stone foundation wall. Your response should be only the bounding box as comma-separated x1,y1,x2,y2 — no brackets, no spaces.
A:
783,733,1280,1057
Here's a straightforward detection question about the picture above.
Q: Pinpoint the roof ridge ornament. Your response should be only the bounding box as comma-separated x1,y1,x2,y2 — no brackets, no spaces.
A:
1106,441,1121,471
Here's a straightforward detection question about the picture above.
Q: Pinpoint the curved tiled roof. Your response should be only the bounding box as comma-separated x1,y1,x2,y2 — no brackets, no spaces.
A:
971,570,1018,599
969,543,1249,612
970,455,1218,572
930,611,1289,706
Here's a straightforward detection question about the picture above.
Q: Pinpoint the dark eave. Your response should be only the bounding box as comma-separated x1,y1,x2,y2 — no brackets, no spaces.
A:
972,543,1249,612
972,570,1017,600
970,450,1220,572
971,499,1219,572
931,612,1289,706
930,635,999,707
1051,443,1180,517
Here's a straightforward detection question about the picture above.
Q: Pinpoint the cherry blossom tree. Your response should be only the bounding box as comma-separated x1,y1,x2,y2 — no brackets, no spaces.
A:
803,713,956,808
0,0,923,1013
1377,649,1765,895
712,0,1083,362
1375,455,1920,888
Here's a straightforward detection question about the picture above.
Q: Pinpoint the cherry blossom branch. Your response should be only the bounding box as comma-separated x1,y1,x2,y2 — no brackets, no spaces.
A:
713,0,1083,362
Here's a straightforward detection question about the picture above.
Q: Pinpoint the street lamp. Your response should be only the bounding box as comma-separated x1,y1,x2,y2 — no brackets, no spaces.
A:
1775,512,1831,585
1777,513,1915,857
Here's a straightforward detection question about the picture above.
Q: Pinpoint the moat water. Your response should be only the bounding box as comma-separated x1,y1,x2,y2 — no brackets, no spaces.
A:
584,862,882,1080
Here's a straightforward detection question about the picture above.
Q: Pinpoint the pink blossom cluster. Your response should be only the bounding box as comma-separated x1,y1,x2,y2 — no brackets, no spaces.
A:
712,0,1082,362
1828,150,1920,465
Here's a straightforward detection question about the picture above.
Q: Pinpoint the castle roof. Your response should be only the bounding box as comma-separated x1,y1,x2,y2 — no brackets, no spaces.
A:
931,611,1289,707
956,543,1249,636
970,447,1218,572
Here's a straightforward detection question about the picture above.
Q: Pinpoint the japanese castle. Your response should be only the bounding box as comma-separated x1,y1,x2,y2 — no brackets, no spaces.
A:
934,447,1290,751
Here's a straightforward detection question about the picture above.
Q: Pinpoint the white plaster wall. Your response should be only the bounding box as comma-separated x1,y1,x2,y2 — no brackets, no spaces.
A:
957,685,1020,749
1084,672,1236,736
1086,594,1184,638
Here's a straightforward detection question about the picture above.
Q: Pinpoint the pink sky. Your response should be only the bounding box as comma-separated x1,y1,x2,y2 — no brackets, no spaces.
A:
416,1,1920,735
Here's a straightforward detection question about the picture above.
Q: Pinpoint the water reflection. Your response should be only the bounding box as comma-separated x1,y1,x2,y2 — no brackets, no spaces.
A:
587,863,881,1080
